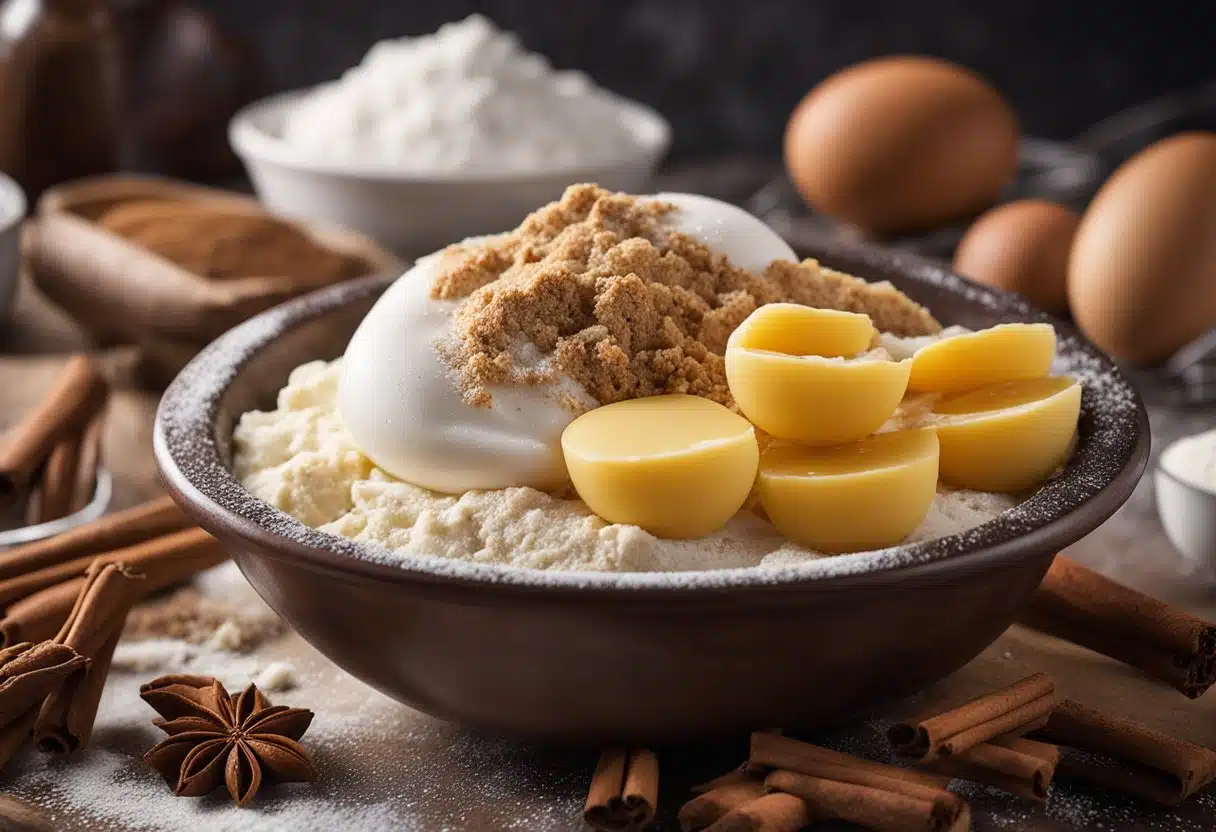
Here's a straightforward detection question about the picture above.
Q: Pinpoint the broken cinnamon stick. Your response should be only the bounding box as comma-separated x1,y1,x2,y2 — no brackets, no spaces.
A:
24,433,82,526
888,673,1055,761
584,748,660,831
679,781,766,831
1034,698,1216,805
1020,555,1216,698
36,562,145,754
704,792,810,832
750,732,961,825
925,736,1060,802
0,355,108,505
0,496,190,582
765,769,949,832
71,414,105,512
0,527,227,648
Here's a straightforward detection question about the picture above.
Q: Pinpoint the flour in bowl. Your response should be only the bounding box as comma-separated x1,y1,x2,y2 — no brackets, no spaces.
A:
232,360,1018,572
281,15,648,172
1161,428,1216,494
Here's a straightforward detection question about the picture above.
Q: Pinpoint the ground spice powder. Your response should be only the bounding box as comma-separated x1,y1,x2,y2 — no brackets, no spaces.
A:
100,199,365,284
433,184,941,409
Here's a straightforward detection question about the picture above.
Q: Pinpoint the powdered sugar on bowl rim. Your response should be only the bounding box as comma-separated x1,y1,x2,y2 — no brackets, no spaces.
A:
154,242,1149,595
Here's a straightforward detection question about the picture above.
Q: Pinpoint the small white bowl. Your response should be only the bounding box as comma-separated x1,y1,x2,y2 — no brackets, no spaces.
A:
1155,439,1216,572
229,89,671,256
0,172,27,322
0,469,112,548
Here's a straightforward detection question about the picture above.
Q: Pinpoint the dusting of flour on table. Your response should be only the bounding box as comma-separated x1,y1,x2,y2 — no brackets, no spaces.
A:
1161,428,1216,494
281,15,646,172
232,359,1018,573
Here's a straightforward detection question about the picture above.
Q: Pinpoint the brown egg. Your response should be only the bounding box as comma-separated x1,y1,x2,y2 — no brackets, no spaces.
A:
784,56,1019,235
1069,132,1216,364
953,200,1079,315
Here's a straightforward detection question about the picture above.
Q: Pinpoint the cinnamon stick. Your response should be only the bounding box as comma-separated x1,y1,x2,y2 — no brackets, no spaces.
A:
679,781,766,831
925,736,1060,802
765,769,948,832
750,731,950,787
888,673,1055,761
0,707,37,773
0,580,82,647
24,433,82,526
0,528,227,648
0,496,190,582
584,748,660,831
71,414,105,513
704,792,809,832
750,732,961,825
1034,698,1216,805
0,793,55,832
0,355,108,504
1021,555,1216,698
36,563,145,754
690,764,758,795
0,641,88,726
0,640,88,772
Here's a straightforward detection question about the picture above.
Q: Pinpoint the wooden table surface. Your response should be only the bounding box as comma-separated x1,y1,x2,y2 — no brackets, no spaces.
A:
3,258,1216,830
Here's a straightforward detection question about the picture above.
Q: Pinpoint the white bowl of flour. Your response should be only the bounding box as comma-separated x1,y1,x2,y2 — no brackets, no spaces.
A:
229,16,670,256
1157,428,1216,573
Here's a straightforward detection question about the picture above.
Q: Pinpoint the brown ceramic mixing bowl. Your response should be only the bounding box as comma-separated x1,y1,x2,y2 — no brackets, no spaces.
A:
154,241,1148,744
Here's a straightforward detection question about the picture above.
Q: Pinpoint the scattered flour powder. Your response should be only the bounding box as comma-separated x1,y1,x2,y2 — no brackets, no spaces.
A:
281,15,647,171
232,360,1018,573
1161,428,1216,494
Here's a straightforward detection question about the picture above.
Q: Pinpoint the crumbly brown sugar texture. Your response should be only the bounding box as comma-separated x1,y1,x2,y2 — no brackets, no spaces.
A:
433,184,940,408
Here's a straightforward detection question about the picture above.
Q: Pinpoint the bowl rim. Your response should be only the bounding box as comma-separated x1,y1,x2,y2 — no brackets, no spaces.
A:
0,469,112,548
229,88,672,185
155,244,1150,601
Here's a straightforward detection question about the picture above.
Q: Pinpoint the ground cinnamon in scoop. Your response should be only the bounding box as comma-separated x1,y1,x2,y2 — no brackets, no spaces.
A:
433,184,940,408
100,199,364,284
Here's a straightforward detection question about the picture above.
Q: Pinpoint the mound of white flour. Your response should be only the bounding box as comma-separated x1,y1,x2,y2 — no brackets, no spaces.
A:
281,15,646,172
232,360,1018,572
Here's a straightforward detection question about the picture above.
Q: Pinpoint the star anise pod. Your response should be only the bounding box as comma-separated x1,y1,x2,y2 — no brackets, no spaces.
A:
140,673,317,806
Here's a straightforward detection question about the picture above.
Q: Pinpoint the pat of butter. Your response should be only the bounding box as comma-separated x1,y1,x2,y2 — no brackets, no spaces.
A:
728,302,876,357
934,376,1081,492
561,394,759,539
908,323,1056,394
725,304,909,445
757,429,940,553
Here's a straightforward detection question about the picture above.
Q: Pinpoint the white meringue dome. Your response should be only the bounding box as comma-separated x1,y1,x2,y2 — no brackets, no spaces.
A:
338,194,797,494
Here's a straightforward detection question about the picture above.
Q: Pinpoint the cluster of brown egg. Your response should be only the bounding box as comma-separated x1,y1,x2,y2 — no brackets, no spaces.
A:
784,57,1216,366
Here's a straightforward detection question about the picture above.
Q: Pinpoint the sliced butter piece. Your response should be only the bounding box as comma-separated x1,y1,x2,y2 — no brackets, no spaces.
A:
728,303,877,358
908,323,1056,394
758,429,939,554
725,303,907,445
561,394,759,539
726,352,910,445
934,376,1081,493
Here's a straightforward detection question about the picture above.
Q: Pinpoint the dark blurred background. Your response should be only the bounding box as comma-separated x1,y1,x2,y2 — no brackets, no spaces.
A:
197,0,1215,160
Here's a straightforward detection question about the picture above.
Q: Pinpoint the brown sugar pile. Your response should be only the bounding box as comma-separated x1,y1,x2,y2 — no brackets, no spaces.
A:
433,184,940,409
101,199,366,284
